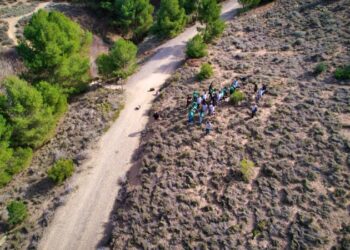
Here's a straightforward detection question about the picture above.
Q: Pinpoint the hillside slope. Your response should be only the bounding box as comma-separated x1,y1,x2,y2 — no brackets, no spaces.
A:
110,0,350,249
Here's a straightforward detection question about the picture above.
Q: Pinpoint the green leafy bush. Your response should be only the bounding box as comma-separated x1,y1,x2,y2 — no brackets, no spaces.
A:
153,0,187,38
240,159,254,182
186,34,207,58
17,10,92,94
334,64,350,80
47,159,74,184
197,63,213,80
198,0,221,23
313,62,327,75
229,90,246,105
97,38,137,79
203,19,226,43
7,200,28,226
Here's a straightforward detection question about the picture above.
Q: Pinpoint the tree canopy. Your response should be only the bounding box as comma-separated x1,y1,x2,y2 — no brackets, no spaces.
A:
17,10,92,94
97,38,138,79
153,0,187,38
0,76,66,148
198,0,221,24
179,0,200,14
114,0,154,40
0,76,67,187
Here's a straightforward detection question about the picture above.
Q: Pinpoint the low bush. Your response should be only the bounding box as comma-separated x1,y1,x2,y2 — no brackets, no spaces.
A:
186,34,207,58
197,63,213,80
313,62,327,75
240,159,254,182
47,159,74,184
230,90,245,105
334,64,350,80
7,200,28,226
252,220,267,238
203,19,226,43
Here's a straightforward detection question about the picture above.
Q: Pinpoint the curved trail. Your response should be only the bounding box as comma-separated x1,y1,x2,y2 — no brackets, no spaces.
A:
3,1,52,45
39,1,240,249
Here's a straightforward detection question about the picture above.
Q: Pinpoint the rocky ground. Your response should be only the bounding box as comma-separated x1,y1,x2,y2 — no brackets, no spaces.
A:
110,0,350,249
0,86,124,249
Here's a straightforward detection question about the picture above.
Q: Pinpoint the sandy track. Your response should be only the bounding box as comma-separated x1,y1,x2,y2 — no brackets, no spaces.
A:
3,1,52,45
38,1,240,249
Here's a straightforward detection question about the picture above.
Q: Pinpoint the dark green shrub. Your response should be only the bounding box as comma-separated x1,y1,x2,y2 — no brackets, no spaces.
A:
186,34,207,58
97,38,137,79
179,0,200,14
238,0,260,9
114,0,154,40
197,63,213,80
198,0,221,24
47,159,74,184
153,0,186,38
7,200,28,226
203,19,226,43
334,65,350,80
313,62,327,75
230,90,245,105
240,159,254,182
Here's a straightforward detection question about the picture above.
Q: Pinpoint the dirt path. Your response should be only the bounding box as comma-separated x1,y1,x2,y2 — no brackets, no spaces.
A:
3,1,53,45
90,35,109,78
38,1,240,249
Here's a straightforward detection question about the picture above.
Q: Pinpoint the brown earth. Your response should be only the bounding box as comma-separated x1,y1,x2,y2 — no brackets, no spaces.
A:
110,0,350,249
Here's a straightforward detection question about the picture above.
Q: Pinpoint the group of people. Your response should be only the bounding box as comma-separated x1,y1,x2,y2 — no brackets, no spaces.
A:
185,79,268,132
151,79,269,135
186,79,242,134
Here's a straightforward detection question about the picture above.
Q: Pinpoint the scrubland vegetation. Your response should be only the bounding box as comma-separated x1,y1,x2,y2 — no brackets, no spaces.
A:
110,0,350,249
0,0,228,232
47,159,74,184
1,0,349,248
6,200,28,227
197,63,213,80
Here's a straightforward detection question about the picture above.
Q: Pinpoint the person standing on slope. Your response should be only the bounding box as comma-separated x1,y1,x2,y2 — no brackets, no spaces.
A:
205,121,212,135
251,104,258,118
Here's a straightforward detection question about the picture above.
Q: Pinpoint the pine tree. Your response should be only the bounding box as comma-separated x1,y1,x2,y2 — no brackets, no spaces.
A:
17,10,92,94
153,0,187,38
114,0,154,40
198,0,221,24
